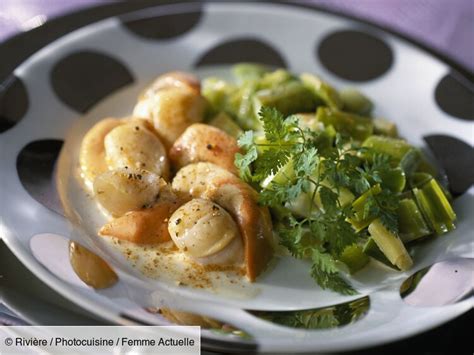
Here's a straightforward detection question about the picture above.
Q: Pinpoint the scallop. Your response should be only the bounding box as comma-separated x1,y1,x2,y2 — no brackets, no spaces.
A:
99,183,186,245
139,71,200,98
168,198,243,265
132,87,207,148
93,168,162,217
171,162,233,199
79,117,123,188
172,163,274,280
104,120,169,180
169,123,240,174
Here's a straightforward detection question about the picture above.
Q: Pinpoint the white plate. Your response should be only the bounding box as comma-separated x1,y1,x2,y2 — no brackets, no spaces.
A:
1,2,473,353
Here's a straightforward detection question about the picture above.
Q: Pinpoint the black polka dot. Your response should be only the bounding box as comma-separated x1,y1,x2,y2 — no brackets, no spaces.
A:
0,76,29,133
318,30,393,81
195,38,287,68
424,135,474,196
121,4,202,40
17,139,64,215
51,51,134,113
435,73,474,121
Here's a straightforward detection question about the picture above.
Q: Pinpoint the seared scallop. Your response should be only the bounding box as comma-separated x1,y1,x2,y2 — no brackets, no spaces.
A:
172,162,274,280
168,198,243,266
169,123,240,174
171,162,233,199
93,168,161,217
104,120,169,180
138,71,200,98
132,86,207,148
79,118,123,188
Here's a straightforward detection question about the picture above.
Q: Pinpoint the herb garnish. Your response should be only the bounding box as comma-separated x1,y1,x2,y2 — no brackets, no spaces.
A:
235,107,399,294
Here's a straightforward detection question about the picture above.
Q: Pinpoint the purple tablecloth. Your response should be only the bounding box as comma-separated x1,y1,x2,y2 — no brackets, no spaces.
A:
1,0,473,71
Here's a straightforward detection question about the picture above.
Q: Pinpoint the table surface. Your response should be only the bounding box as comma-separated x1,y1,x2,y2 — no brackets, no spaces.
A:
0,0,472,353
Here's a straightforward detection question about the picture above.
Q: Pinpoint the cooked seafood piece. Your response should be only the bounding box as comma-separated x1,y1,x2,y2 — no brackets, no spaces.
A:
104,119,169,180
93,168,161,217
99,202,182,245
168,198,243,265
138,71,200,97
171,162,233,199
99,182,186,244
169,123,240,174
79,117,123,188
172,163,274,281
133,86,207,148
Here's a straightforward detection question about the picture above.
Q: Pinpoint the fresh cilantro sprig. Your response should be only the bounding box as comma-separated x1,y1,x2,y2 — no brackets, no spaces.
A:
235,107,399,295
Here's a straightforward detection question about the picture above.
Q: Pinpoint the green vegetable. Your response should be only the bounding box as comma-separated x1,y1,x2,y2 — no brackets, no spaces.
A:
398,197,431,242
413,179,456,234
228,81,260,130
373,118,398,137
219,65,457,295
300,73,343,109
339,88,373,115
202,77,237,114
232,63,268,84
294,113,324,131
316,107,374,141
362,135,411,163
362,238,398,269
348,184,382,231
208,112,243,138
379,167,406,192
368,219,413,271
400,148,421,177
409,172,433,188
235,107,405,294
253,81,316,117
339,244,370,274
259,69,294,89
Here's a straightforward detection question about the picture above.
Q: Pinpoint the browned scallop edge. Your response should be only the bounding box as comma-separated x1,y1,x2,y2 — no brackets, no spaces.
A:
16,139,64,215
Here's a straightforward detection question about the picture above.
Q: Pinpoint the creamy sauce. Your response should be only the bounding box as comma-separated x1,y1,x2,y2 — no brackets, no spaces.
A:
110,238,259,298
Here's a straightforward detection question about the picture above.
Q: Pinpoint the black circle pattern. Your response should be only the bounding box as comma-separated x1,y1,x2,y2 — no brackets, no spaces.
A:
51,51,134,113
195,38,287,68
17,139,64,215
318,30,393,81
121,4,202,40
0,76,29,133
435,73,474,121
423,135,474,196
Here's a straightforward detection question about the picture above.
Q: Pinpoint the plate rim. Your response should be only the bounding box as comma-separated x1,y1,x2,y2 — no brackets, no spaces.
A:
1,1,472,353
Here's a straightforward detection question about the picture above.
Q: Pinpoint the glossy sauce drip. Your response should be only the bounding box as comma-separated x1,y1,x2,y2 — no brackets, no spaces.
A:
69,241,118,289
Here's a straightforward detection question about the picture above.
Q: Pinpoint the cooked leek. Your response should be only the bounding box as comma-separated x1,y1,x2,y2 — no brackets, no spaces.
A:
413,179,456,234
368,219,413,271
